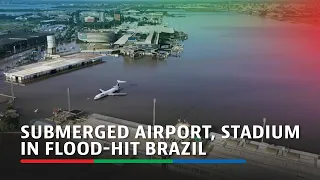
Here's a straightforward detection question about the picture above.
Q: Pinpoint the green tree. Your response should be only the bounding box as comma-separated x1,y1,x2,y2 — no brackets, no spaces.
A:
0,119,16,132
6,103,14,110
0,104,19,132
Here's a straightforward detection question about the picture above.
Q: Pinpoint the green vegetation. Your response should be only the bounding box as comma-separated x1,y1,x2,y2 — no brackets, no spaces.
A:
122,16,139,23
0,104,20,132
81,16,138,29
0,20,20,31
0,18,39,32
83,21,120,29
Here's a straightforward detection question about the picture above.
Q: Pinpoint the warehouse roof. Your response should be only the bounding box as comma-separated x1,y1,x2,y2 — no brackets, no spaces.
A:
4,53,103,78
135,25,174,34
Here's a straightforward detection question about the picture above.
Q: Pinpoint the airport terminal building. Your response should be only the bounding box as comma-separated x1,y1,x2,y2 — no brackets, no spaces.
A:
114,25,175,48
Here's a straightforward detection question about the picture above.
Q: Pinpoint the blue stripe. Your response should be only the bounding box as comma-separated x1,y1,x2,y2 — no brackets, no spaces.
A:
172,159,246,164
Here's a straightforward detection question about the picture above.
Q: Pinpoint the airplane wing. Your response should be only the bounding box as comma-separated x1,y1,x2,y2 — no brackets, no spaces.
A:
99,89,105,93
109,93,127,96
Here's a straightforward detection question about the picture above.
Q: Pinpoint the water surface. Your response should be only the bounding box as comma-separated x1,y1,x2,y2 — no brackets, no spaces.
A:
2,12,320,153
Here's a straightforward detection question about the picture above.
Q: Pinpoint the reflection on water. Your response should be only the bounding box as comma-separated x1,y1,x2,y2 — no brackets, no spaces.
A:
6,12,320,153
123,56,167,67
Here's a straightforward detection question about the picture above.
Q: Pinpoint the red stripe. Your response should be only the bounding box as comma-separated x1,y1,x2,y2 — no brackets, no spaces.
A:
20,159,94,164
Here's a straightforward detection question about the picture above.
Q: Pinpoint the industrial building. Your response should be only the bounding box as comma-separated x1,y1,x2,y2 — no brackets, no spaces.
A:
84,16,95,23
79,11,108,23
119,22,138,31
4,53,104,83
134,25,174,34
0,30,51,59
99,12,105,22
122,10,140,15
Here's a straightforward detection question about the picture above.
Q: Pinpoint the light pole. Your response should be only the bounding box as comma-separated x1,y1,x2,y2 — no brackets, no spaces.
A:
0,83,16,107
262,118,267,143
11,83,14,101
67,88,71,111
153,98,156,126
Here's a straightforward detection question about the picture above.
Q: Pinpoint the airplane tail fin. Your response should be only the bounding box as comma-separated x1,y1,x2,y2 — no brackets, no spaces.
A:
116,80,126,87
117,80,126,84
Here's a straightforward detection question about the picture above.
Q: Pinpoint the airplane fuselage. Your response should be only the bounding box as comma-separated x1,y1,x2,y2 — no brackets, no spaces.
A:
94,86,119,100
94,80,127,100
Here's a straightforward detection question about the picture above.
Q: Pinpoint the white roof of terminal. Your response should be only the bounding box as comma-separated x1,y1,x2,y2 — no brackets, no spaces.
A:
135,25,174,34
114,34,133,45
4,53,103,78
145,30,154,44
114,25,173,45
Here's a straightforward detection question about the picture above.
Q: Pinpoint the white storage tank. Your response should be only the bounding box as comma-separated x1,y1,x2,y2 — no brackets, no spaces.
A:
47,35,56,48
47,35,56,55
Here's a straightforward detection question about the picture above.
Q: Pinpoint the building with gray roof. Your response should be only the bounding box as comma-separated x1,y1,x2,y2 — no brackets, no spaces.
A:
0,30,51,59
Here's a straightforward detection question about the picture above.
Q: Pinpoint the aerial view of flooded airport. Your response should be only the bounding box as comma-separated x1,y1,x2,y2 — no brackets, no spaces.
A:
1,0,320,157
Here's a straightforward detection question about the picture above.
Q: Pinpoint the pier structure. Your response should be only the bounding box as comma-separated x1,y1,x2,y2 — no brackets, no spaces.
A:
3,53,104,84
40,111,320,180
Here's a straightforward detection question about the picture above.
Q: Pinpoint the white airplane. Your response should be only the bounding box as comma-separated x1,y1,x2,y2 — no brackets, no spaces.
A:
94,80,127,100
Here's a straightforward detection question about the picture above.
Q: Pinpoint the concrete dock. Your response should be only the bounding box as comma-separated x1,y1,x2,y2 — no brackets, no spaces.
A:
38,111,320,180
3,53,104,84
